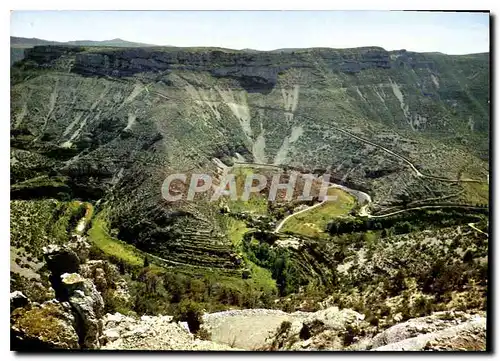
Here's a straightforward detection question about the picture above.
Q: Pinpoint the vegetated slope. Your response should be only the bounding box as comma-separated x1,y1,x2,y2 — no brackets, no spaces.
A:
11,45,489,314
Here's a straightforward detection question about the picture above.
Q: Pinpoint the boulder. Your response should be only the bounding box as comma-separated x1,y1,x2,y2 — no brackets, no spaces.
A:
61,272,86,292
103,328,120,342
263,306,368,350
43,245,81,275
43,244,81,300
373,316,486,351
105,312,127,325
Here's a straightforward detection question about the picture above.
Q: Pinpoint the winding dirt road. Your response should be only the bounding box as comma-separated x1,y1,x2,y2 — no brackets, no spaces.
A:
368,205,487,219
330,126,486,184
274,192,332,233
468,222,489,237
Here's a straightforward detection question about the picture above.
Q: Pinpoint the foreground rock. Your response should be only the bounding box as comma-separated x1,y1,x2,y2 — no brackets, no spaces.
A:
11,240,106,350
11,236,132,351
11,239,486,351
202,307,487,351
61,272,105,349
101,312,240,350
262,307,369,350
365,312,487,351
202,306,367,350
11,300,79,350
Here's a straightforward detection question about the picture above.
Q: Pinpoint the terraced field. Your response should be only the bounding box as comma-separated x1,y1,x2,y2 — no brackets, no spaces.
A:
226,166,269,215
279,188,356,238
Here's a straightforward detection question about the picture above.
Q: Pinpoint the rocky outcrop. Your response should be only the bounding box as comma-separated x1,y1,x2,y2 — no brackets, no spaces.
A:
80,259,131,307
43,244,81,300
208,308,487,351
372,316,486,351
101,312,239,350
19,45,438,89
13,237,105,349
201,307,367,350
11,300,79,350
61,272,105,349
43,244,81,274
12,235,128,350
351,311,487,351
11,272,105,350
261,307,369,350
81,262,108,290
10,283,487,352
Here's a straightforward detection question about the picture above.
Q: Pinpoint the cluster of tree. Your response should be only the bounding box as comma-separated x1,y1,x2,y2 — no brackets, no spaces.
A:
326,208,484,236
102,261,277,319
243,237,303,296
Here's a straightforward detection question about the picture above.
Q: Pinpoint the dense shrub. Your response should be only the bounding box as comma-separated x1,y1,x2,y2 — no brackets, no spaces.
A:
173,300,204,333
243,238,302,296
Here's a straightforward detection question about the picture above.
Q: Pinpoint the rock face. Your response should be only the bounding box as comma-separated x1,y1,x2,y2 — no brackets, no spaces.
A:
290,307,368,350
61,272,105,349
22,46,437,91
15,240,106,349
363,311,477,349
11,300,79,350
263,307,369,350
10,291,487,352
80,259,131,307
11,271,106,350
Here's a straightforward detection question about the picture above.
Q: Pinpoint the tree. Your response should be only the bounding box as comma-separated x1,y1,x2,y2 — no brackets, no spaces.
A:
394,221,413,235
174,300,204,333
398,193,411,207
